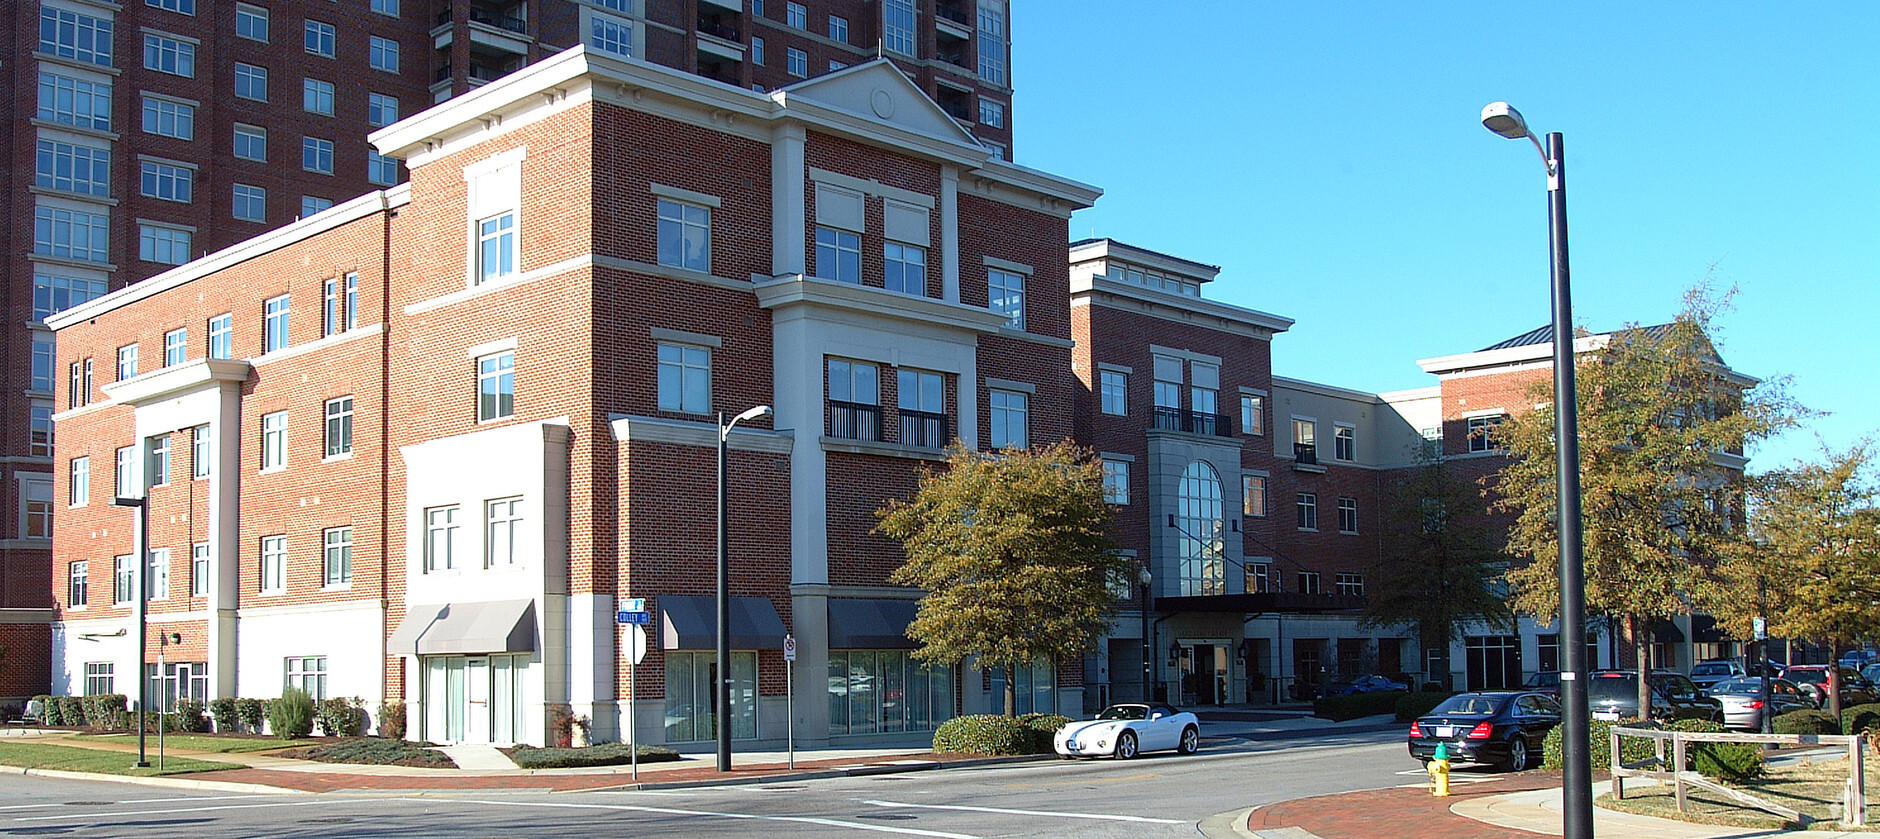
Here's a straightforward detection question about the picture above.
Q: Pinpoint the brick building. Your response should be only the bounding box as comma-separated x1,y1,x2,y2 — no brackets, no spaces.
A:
44,48,1095,747
7,0,1019,702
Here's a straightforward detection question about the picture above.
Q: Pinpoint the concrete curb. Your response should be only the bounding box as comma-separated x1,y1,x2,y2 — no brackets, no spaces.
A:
577,753,1053,793
9,765,308,796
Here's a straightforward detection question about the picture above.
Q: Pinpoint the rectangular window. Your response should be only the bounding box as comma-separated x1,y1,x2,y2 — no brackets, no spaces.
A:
144,33,196,77
786,47,808,78
656,343,710,414
829,15,848,42
978,100,1005,128
1467,415,1504,453
476,212,516,284
486,498,521,567
656,199,711,273
37,73,113,130
115,446,136,497
303,79,335,116
1293,418,1316,462
115,555,135,603
147,548,170,600
24,478,54,539
190,543,209,596
1297,571,1321,595
815,227,861,283
323,277,341,337
235,4,268,41
1243,474,1266,517
896,369,946,448
286,656,328,699
323,527,352,586
34,274,108,321
883,0,915,55
786,2,807,28
1336,572,1364,597
1334,425,1355,461
141,225,192,266
1099,370,1127,415
235,63,268,101
589,14,633,57
369,36,400,72
165,327,188,366
260,536,286,593
324,396,354,458
264,294,290,352
32,335,57,392
372,0,399,17
987,268,1026,329
1102,459,1129,504
82,661,115,695
302,137,334,175
1242,394,1265,435
425,505,459,571
1152,356,1182,410
989,389,1028,450
261,411,287,470
368,93,399,128
34,206,111,263
40,8,115,66
69,360,90,409
1247,561,1271,594
71,457,90,507
192,425,211,479
1296,492,1318,530
826,359,880,442
751,37,764,65
70,561,89,607
31,402,54,457
368,152,400,186
345,274,359,331
35,139,112,196
977,0,1008,85
147,0,196,13
142,96,195,139
478,352,516,421
149,435,171,486
140,160,195,203
305,21,336,57
208,313,233,359
884,242,927,295
1338,497,1358,534
301,196,332,217
233,184,267,223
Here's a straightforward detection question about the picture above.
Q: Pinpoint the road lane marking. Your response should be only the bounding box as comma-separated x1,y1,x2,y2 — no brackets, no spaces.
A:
0,794,272,813
13,799,331,822
449,798,980,838
998,773,1162,788
861,800,1186,824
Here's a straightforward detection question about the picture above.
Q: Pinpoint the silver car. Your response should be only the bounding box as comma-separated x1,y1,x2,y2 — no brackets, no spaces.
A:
1707,677,1812,731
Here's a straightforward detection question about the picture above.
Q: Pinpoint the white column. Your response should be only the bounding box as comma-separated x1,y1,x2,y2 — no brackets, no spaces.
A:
771,312,827,587
940,166,960,303
210,382,242,698
771,123,807,278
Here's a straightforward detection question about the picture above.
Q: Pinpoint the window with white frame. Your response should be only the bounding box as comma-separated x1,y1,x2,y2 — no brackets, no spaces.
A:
115,555,135,603
32,335,55,392
36,140,111,196
191,425,211,479
1336,572,1364,597
301,196,332,217
884,242,927,295
233,184,267,223
285,656,327,699
896,369,946,448
478,351,515,421
208,313,233,359
425,505,459,571
260,535,286,593
1099,369,1127,415
1297,570,1321,595
264,294,290,352
977,0,1008,85
260,411,287,470
829,59,845,73
656,199,710,273
323,526,352,586
656,343,710,415
786,47,808,77
324,396,353,458
304,20,336,57
149,435,170,486
345,274,359,331
1243,474,1266,516
368,152,401,187
233,124,267,162
1467,415,1504,453
477,212,516,283
1246,560,1272,593
191,542,209,596
235,63,267,101
367,93,399,128
1241,393,1265,435
323,277,341,337
1176,460,1225,596
987,268,1025,329
147,0,195,13
815,227,861,283
827,358,880,441
70,562,89,607
34,206,110,263
38,72,113,131
236,4,268,41
31,402,53,457
486,498,521,567
1153,355,1181,410
69,360,93,409
146,548,170,600
989,389,1028,449
1102,458,1129,504
1190,362,1219,422
368,36,399,72
589,14,633,58
1334,425,1355,461
751,36,764,65
371,0,399,16
141,225,191,266
1292,417,1316,455
114,446,135,497
829,15,848,42
23,478,53,539
34,274,108,321
882,0,915,55
1338,497,1358,534
142,96,195,139
303,78,335,116
140,161,194,203
143,33,196,77
84,661,113,695
70,457,90,508
39,8,114,67
302,137,334,175
1296,492,1318,530
786,2,806,28
978,99,1005,128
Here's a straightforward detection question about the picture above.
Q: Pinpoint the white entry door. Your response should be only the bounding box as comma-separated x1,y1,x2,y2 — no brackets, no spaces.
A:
464,657,489,744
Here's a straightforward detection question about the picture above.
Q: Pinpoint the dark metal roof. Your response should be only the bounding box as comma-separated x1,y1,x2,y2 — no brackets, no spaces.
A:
1477,323,1679,352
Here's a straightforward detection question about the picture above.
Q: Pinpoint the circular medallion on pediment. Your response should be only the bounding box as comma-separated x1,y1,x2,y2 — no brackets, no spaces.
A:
871,88,896,119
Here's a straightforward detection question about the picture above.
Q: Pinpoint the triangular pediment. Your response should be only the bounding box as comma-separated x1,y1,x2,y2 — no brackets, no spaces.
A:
775,60,985,151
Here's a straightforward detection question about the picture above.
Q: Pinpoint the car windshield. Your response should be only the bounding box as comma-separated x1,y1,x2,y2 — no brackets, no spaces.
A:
1095,705,1147,721
1588,675,1639,702
1692,663,1732,676
1429,695,1505,716
1524,672,1559,687
1788,669,1827,685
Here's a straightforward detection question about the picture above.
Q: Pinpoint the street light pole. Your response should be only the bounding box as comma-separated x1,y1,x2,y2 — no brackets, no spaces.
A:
717,405,771,773
1483,102,1591,839
1139,564,1152,703
112,494,151,768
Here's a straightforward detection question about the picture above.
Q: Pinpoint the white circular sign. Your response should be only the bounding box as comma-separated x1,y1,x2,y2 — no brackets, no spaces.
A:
783,635,797,662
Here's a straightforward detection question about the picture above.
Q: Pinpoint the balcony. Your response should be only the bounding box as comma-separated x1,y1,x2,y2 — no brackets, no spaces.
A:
935,3,971,26
697,19,740,42
898,410,948,449
470,5,528,35
829,401,882,443
1151,407,1234,438
1293,442,1326,473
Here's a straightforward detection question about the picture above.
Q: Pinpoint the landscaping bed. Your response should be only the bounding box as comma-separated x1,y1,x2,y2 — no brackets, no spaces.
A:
275,737,456,768
502,742,681,769
1600,757,1880,831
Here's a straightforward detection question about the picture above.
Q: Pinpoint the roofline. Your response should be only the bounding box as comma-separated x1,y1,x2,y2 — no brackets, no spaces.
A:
1072,276,1293,335
1069,238,1223,279
1271,375,1386,403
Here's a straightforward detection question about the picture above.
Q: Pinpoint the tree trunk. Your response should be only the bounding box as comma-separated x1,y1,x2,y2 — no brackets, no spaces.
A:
1003,664,1018,717
1632,615,1652,720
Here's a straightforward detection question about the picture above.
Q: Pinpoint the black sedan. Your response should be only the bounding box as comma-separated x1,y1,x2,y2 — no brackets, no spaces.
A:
1408,691,1561,772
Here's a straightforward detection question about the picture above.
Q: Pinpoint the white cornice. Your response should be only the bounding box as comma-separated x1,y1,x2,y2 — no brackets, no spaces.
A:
1416,334,1606,376
1073,277,1293,337
1069,239,1220,281
100,358,251,406
1271,375,1387,404
753,274,1011,335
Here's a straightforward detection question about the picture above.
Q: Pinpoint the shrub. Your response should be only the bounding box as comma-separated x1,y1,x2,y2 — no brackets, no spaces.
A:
1421,682,1446,693
1394,692,1456,723
506,743,682,769
1543,718,1661,771
35,695,60,726
316,697,368,737
169,698,210,733
209,698,241,734
268,688,317,739
1313,691,1402,722
1843,703,1880,737
933,714,1030,756
1015,713,1072,753
76,695,124,730
236,698,266,734
1668,718,1763,782
378,701,407,740
277,738,456,768
1772,709,1840,735
547,703,575,749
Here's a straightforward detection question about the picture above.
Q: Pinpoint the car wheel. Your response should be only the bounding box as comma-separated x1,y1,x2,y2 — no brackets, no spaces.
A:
1115,731,1138,760
1502,736,1529,772
1177,726,1200,755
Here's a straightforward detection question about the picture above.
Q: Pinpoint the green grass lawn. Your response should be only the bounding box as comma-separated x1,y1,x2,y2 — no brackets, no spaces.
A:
73,732,314,753
1601,757,1880,831
0,741,243,776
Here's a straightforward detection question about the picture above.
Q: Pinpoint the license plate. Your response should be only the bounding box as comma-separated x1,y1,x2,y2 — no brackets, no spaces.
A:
1594,710,1620,721
1433,725,1455,738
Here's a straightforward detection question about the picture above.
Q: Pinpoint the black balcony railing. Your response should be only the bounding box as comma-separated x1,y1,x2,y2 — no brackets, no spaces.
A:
899,410,948,449
467,63,505,82
935,3,971,26
470,5,528,34
697,19,740,41
829,401,882,442
936,48,968,68
937,97,972,121
434,62,453,83
1294,442,1318,465
1151,406,1234,437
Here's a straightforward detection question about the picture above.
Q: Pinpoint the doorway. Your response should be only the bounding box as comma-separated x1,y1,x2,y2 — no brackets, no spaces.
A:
423,653,528,744
1179,642,1231,706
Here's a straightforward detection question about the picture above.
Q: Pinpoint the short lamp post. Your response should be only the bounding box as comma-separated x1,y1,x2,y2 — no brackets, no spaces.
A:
112,494,151,769
717,404,772,773
1482,101,1591,839
1139,564,1153,704
157,631,180,770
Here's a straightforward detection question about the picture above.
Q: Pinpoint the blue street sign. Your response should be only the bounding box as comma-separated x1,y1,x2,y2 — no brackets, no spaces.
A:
616,610,653,625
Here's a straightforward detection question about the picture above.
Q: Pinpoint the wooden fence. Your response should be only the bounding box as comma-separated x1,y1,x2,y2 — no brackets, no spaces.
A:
1610,726,1866,828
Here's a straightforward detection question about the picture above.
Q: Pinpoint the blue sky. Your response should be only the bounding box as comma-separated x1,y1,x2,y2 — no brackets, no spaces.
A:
1010,1,1877,471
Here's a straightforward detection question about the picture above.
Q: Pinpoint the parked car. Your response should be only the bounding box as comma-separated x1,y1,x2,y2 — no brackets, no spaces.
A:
1321,674,1410,696
1407,691,1560,772
1839,650,1879,670
1706,677,1814,731
1780,665,1878,708
1861,662,1880,686
1688,660,1747,691
1054,704,1200,759
1587,670,1723,723
1520,671,1562,697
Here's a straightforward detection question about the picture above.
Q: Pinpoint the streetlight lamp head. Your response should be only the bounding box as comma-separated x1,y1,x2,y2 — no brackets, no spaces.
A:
733,405,773,425
1481,101,1530,139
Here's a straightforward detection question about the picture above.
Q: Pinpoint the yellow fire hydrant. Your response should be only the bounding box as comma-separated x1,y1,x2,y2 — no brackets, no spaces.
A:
1429,742,1452,797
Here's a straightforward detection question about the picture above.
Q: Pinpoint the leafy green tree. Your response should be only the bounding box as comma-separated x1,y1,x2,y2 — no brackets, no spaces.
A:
1497,287,1800,716
877,442,1126,716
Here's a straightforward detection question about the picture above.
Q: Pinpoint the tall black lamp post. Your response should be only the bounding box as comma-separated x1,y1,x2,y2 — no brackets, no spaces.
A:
1138,564,1153,703
717,404,772,772
1482,101,1591,838
111,494,151,768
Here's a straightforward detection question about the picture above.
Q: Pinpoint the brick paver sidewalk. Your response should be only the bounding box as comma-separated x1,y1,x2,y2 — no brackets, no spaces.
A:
1248,772,1564,838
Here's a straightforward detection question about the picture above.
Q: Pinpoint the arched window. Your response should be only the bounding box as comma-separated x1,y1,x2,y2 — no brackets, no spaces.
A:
1177,461,1225,596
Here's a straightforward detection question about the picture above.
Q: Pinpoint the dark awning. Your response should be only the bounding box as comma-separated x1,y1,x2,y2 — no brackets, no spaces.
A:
387,600,537,656
1156,592,1367,615
1647,618,1686,643
828,598,920,649
660,595,787,650
1691,614,1729,643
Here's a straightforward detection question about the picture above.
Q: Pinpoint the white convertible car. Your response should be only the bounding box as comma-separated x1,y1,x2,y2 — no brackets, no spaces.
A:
1053,703,1201,759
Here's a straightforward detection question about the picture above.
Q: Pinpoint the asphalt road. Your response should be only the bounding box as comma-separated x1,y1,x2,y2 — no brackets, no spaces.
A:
0,730,1454,838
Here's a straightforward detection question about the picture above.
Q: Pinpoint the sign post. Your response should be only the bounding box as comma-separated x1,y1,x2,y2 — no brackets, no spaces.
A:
619,604,652,780
783,635,796,769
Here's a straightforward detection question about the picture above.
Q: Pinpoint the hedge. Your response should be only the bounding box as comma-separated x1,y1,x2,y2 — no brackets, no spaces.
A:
1668,718,1764,782
1015,713,1072,753
1772,709,1840,735
933,714,1032,755
316,697,368,737
1843,704,1880,737
1543,719,1763,781
506,743,682,769
1394,692,1457,723
1313,691,1404,722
